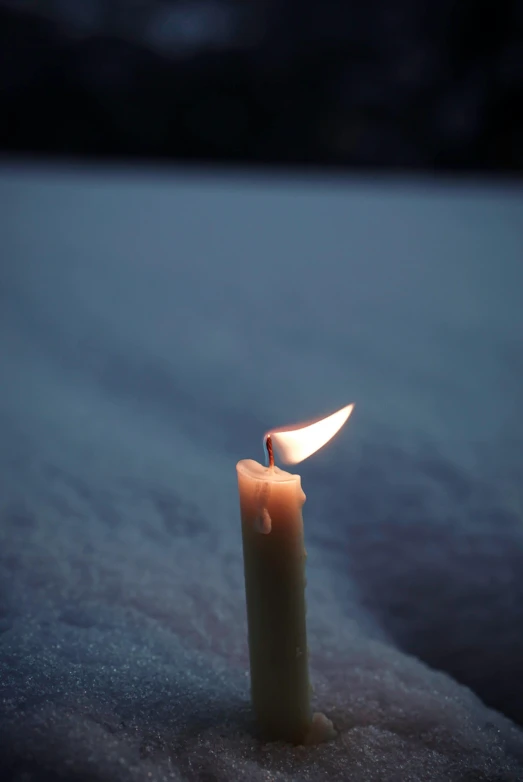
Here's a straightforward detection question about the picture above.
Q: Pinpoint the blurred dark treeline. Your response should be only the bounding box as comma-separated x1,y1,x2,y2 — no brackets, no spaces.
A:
0,0,522,175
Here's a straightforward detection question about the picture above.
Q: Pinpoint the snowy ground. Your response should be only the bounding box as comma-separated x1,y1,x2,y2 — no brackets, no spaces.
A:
0,165,522,781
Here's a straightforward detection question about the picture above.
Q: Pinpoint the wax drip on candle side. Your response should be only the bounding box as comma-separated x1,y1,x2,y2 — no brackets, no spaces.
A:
254,508,272,534
253,480,272,535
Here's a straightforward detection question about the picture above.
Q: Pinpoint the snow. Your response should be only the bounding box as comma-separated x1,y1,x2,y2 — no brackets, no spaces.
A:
0,164,522,781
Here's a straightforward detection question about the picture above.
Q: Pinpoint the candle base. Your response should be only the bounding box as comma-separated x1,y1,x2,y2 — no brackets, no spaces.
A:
257,712,337,746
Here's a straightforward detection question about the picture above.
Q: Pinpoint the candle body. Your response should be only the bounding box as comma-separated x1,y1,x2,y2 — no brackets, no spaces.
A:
237,459,311,744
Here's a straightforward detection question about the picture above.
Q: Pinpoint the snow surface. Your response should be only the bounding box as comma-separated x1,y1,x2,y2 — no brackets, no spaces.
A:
0,165,522,781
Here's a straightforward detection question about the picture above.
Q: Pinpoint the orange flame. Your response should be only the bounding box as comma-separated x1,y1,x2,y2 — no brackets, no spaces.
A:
268,403,354,465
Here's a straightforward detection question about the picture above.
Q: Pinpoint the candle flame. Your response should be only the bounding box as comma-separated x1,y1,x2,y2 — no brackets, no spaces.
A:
267,403,354,465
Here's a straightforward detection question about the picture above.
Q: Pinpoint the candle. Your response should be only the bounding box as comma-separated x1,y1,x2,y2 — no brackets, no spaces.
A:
236,403,354,744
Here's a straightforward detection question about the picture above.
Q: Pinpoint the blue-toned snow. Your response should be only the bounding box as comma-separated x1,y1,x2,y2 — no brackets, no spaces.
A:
0,166,522,781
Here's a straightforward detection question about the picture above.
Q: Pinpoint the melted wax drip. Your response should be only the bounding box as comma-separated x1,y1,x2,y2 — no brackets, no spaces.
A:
254,508,272,534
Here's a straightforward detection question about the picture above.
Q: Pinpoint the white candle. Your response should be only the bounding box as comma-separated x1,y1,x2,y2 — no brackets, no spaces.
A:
237,458,309,743
237,403,354,744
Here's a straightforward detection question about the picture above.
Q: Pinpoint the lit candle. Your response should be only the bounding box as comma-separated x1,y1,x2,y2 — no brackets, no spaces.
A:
237,403,354,744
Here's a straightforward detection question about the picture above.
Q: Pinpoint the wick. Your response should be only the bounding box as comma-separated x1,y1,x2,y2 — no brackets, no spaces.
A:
264,434,275,469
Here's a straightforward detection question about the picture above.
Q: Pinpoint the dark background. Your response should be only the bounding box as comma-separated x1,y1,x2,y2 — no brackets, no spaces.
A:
1,0,522,174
